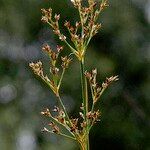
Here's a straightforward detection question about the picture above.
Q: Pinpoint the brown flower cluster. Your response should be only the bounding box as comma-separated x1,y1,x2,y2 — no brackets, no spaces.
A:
87,110,101,126
41,8,66,41
85,69,119,104
65,0,109,60
41,0,109,61
41,107,66,134
40,105,101,139
41,108,62,134
29,44,72,96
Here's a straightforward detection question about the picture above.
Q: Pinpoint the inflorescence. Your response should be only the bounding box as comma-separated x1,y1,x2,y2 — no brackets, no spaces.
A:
29,0,118,149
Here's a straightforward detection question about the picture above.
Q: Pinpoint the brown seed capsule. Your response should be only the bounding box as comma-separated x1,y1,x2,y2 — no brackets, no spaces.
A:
84,71,92,80
42,44,52,53
50,67,59,75
48,122,60,134
54,14,60,21
41,16,48,23
52,52,57,60
102,75,119,88
64,21,70,28
56,45,63,53
41,108,51,117
41,8,52,23
92,68,97,75
61,56,72,69
59,35,66,41
75,21,81,28
29,61,43,76
53,106,60,112
57,116,65,124
52,126,60,134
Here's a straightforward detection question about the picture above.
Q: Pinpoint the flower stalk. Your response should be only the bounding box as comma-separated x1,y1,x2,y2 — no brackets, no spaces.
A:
80,57,89,150
29,0,119,150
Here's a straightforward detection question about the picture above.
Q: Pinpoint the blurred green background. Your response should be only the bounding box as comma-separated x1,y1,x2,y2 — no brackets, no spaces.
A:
0,0,150,150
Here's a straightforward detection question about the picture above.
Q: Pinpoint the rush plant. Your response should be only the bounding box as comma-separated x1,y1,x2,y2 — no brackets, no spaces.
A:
29,0,118,150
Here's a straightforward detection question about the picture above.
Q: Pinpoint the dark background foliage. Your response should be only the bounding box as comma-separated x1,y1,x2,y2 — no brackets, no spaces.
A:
0,0,149,150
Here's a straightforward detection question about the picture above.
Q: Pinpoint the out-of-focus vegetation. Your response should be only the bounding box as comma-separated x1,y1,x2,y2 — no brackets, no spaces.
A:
0,0,149,150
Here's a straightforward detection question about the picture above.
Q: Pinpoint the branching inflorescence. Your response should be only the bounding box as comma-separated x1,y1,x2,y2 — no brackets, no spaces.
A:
29,0,118,150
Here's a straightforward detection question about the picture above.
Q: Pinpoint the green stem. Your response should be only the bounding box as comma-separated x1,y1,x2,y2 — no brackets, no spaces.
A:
48,21,78,56
91,102,95,113
58,68,65,89
46,129,76,140
57,94,72,127
78,136,90,150
49,114,75,137
87,135,90,150
80,58,88,120
89,83,95,113
64,39,78,55
80,57,90,150
98,87,106,99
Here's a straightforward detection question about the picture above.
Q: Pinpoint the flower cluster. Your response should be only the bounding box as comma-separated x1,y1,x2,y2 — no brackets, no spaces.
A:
41,105,101,141
85,69,119,104
29,44,72,96
41,0,109,61
41,8,66,41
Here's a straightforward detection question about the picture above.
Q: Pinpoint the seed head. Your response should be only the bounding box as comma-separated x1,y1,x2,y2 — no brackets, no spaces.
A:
56,45,63,53
42,44,52,53
59,34,66,41
54,14,60,21
102,75,119,88
29,61,43,76
41,8,52,23
50,67,59,75
61,56,72,69
41,108,51,117
48,122,60,134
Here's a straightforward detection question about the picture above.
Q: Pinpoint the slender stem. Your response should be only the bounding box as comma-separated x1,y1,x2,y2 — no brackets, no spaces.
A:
78,5,84,38
66,27,79,50
98,87,106,99
46,130,76,140
78,137,90,150
41,77,57,94
89,83,95,113
49,114,75,137
91,103,95,113
58,68,65,89
80,58,88,120
57,94,72,127
80,57,90,150
48,21,78,56
59,133,76,141
87,135,90,150
64,39,78,55
91,86,107,113
78,5,90,147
